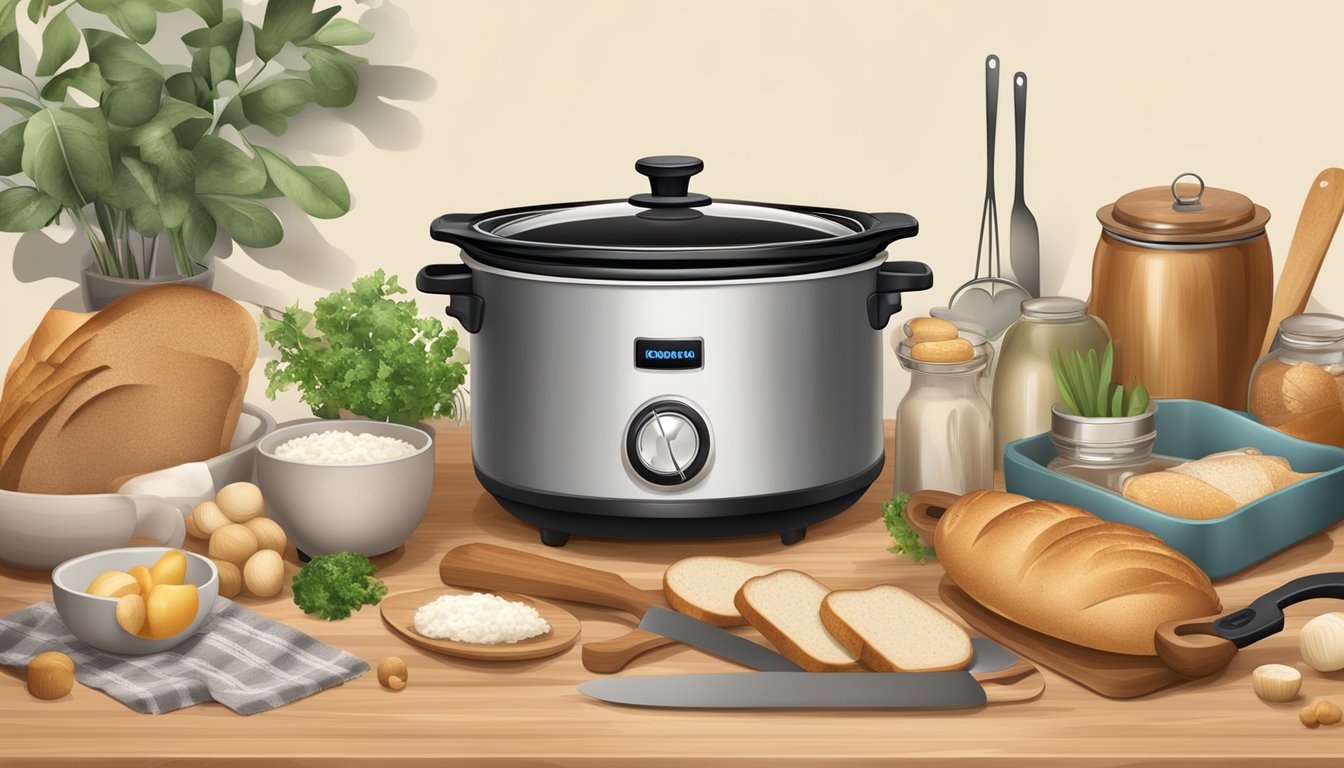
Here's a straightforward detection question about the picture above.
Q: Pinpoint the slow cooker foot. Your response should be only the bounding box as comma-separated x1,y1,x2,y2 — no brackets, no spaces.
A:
778,527,807,546
539,529,572,547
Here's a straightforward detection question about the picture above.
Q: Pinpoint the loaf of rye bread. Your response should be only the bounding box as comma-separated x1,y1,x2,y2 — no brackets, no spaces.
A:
933,490,1221,656
0,285,256,494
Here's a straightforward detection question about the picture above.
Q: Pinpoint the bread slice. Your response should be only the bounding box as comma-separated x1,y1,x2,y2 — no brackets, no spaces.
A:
820,585,972,672
1122,471,1240,520
663,557,775,626
734,570,859,672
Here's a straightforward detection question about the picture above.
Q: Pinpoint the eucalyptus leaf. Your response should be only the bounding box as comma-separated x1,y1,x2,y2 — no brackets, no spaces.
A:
137,133,193,197
301,44,359,108
21,107,113,208
179,197,215,260
307,18,372,47
233,76,314,135
193,134,264,195
253,0,338,62
0,118,25,175
127,96,210,148
256,145,348,218
166,0,220,26
198,192,282,246
77,0,158,44
0,96,40,116
0,185,60,231
27,0,52,23
181,14,241,48
41,61,105,101
191,44,232,88
36,8,79,76
0,0,20,73
85,28,162,81
165,71,210,109
103,78,163,126
1127,384,1150,418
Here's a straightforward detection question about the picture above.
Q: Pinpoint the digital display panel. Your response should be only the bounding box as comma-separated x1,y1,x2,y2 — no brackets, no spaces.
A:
634,338,703,370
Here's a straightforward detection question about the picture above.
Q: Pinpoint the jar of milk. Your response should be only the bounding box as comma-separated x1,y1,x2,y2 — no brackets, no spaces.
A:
893,333,994,496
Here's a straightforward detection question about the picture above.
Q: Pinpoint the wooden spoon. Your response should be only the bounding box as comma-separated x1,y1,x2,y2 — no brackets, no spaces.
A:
1261,167,1344,356
381,587,581,662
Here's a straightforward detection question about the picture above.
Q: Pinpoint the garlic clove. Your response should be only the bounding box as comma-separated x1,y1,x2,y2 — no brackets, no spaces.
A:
1251,663,1302,702
1299,612,1344,672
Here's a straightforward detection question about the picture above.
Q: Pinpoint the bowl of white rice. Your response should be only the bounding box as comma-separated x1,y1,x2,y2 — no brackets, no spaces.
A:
255,420,435,557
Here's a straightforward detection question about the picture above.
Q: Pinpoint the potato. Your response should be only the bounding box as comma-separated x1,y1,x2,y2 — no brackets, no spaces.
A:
86,570,139,598
243,550,284,598
148,549,187,587
192,501,230,537
115,594,146,635
209,524,259,566
216,482,265,523
144,584,199,639
244,517,287,553
212,558,242,599
128,565,154,596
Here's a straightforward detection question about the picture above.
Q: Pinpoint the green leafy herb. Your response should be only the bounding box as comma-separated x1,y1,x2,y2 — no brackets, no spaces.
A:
1051,341,1150,418
882,494,934,564
291,551,388,621
1,0,374,279
261,269,468,425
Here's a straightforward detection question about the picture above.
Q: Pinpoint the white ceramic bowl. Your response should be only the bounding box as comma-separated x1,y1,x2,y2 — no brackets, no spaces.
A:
256,420,435,557
0,404,277,570
51,547,219,655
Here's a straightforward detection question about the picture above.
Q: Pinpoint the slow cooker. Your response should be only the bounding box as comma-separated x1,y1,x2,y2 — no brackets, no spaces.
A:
419,156,931,546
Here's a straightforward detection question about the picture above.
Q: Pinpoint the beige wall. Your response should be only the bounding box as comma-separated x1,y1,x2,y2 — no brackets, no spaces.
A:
4,0,1344,422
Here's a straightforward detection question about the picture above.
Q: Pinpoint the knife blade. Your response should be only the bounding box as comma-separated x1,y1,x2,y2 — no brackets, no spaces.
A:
579,635,1024,709
579,670,988,710
638,606,804,672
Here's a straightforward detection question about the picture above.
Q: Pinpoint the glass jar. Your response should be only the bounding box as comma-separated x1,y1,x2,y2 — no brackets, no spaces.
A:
992,297,1111,468
893,337,993,496
1248,313,1344,448
1047,403,1178,492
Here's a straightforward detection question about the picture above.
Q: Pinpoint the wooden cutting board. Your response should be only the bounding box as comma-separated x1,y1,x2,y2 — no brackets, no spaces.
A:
938,575,1192,699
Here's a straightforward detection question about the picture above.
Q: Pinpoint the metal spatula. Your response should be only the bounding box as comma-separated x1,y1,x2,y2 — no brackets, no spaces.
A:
1009,71,1040,298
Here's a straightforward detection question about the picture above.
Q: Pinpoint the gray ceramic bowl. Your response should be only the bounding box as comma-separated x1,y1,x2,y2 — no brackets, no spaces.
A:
255,420,435,557
51,547,218,655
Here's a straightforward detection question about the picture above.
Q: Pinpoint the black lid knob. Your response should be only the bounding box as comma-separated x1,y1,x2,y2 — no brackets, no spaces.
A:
630,155,712,209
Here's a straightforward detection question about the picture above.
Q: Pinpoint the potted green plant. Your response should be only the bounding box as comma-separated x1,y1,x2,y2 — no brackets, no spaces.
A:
0,0,372,309
1047,341,1157,485
260,269,469,428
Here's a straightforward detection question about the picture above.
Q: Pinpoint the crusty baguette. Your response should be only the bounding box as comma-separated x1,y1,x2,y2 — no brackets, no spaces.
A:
663,557,775,626
934,490,1220,656
734,570,860,672
820,585,972,672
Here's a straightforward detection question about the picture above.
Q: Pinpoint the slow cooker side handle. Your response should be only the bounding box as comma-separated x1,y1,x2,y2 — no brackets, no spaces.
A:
417,263,484,334
867,260,934,330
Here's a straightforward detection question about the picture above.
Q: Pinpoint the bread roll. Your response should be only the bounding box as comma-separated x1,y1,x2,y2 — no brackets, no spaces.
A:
934,490,1220,655
1123,454,1316,520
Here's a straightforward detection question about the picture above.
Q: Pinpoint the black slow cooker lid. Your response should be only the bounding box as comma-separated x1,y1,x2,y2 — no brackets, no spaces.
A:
428,156,921,281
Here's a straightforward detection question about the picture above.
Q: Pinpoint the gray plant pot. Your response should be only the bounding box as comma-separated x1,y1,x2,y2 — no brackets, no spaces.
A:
79,252,215,311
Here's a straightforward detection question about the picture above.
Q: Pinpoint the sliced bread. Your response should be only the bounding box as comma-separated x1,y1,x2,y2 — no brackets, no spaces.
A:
663,556,775,627
820,585,972,672
734,570,859,672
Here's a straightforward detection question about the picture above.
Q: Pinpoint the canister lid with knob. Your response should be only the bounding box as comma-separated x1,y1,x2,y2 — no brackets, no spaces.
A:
1096,172,1271,246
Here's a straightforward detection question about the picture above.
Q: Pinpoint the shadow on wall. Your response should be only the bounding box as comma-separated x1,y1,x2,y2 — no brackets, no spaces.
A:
9,0,435,311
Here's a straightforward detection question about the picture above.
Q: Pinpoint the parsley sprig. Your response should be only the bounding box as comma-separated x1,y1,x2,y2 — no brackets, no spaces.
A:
883,494,935,563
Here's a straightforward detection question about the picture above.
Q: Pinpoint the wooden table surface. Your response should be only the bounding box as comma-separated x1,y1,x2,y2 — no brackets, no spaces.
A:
1,422,1343,767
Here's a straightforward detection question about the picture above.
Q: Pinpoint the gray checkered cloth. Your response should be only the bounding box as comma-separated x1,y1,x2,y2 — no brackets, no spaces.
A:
0,598,368,715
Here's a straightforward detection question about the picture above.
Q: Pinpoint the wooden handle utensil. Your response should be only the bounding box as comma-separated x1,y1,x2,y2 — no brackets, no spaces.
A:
1156,572,1344,678
438,543,675,672
1261,167,1344,356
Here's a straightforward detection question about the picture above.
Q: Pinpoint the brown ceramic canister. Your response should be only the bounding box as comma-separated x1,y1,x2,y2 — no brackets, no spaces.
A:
1088,173,1272,409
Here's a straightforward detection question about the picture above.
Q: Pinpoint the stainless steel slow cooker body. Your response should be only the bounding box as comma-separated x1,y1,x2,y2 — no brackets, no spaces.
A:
419,156,932,546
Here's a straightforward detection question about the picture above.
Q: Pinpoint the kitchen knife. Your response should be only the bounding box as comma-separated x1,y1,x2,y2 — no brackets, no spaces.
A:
638,606,804,672
579,637,1037,710
1156,572,1344,678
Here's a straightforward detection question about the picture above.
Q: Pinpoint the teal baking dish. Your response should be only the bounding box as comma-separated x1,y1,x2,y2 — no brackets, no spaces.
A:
1003,399,1344,580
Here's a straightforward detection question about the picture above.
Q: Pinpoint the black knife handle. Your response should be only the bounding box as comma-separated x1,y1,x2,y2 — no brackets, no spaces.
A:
1214,572,1344,647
